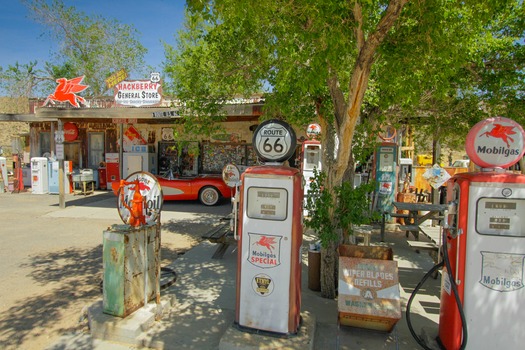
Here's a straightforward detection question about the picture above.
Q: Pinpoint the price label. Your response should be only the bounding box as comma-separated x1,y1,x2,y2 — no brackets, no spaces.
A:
252,120,296,162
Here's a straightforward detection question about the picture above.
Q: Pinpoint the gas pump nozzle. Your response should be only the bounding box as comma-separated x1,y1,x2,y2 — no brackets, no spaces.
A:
443,200,459,237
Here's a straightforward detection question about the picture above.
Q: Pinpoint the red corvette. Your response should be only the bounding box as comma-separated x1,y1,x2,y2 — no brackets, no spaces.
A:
156,174,233,206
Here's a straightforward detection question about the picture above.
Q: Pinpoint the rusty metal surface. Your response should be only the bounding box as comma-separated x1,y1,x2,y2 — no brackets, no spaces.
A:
102,224,160,317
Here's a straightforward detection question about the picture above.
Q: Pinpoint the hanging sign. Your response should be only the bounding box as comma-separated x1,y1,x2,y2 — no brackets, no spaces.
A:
465,117,525,169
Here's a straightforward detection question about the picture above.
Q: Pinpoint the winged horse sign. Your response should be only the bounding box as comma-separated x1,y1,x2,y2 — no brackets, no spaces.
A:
44,76,89,108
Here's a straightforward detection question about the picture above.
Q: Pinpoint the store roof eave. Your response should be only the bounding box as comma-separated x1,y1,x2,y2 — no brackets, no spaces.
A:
0,113,57,122
35,106,182,120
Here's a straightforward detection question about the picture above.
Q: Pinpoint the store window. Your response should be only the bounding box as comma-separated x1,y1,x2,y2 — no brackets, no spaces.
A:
88,132,105,169
64,142,81,168
40,132,51,156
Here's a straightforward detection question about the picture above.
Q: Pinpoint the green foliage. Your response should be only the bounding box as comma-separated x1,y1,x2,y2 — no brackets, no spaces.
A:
305,168,379,247
2,0,147,97
304,169,337,248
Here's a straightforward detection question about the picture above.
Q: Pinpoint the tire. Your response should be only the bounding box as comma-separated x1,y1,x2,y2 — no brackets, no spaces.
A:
199,186,220,206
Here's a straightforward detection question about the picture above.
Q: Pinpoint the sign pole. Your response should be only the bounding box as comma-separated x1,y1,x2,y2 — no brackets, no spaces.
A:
57,120,65,209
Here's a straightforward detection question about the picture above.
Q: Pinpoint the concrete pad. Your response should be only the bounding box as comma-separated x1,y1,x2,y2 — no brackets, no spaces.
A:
219,311,315,350
87,297,173,346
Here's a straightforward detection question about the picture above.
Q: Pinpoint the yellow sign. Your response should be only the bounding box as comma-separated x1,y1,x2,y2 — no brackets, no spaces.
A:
105,68,128,89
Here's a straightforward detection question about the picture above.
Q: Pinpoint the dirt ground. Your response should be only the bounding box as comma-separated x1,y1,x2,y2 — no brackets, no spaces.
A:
0,191,229,350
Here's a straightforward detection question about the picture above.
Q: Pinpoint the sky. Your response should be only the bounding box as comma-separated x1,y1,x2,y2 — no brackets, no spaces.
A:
0,0,186,77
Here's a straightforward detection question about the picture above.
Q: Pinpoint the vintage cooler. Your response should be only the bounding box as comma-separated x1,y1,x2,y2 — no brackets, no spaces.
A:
338,245,401,332
102,224,160,317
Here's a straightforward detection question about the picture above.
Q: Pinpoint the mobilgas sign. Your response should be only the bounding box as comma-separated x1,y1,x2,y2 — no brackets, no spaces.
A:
114,80,162,107
465,117,525,169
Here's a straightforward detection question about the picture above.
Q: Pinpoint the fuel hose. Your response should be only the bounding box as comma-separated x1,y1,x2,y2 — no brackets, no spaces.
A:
406,228,468,350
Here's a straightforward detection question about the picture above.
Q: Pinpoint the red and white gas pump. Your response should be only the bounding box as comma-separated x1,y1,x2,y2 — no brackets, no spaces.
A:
436,117,525,350
301,124,322,216
235,119,303,335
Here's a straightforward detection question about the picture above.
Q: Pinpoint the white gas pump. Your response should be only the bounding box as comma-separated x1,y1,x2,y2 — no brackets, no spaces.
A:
301,136,322,216
235,119,303,335
406,117,525,350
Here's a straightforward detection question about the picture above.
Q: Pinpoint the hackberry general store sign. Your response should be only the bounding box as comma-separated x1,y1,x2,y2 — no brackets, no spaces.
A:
114,80,162,107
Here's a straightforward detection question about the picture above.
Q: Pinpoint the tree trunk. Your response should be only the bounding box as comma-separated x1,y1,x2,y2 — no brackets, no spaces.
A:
320,240,338,299
317,0,410,299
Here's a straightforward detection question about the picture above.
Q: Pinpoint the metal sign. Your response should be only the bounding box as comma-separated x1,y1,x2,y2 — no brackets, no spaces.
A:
117,172,163,226
252,119,296,163
55,144,64,160
466,116,525,169
222,163,241,188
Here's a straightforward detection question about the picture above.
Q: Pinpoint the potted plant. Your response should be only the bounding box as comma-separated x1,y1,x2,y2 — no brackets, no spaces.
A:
304,168,383,296
305,168,380,248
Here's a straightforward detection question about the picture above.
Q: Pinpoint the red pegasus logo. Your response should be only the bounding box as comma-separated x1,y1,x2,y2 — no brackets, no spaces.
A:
44,76,89,108
253,236,277,253
480,123,516,148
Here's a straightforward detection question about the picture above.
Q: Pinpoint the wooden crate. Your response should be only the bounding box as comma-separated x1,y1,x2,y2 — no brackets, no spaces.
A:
338,245,401,332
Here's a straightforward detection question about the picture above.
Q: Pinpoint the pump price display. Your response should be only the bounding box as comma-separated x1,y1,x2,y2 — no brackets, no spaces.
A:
252,119,297,162
246,187,288,220
476,197,525,237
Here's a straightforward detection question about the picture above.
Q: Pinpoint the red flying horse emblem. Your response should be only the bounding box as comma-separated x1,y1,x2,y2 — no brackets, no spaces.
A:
44,76,89,108
480,123,516,148
253,236,277,253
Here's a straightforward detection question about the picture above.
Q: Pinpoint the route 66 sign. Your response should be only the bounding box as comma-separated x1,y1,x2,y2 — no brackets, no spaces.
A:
252,119,297,162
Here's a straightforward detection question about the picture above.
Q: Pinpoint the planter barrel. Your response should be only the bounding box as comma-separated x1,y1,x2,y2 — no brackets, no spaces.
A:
337,244,401,332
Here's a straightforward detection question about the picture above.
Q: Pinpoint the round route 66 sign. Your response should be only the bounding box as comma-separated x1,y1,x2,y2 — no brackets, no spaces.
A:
252,119,297,163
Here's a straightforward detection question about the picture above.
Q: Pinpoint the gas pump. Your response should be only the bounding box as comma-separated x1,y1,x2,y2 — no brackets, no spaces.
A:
406,117,525,350
374,143,398,218
301,127,322,216
235,119,303,335
437,117,525,350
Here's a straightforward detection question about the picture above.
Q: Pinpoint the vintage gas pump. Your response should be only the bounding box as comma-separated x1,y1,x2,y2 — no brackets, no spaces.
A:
435,117,525,350
235,119,303,335
374,143,398,218
301,124,322,216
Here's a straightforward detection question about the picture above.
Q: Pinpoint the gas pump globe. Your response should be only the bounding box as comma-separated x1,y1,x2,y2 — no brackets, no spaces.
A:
437,117,525,350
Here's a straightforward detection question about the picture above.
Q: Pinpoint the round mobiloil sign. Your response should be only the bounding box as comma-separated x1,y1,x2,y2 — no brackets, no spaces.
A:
465,117,525,169
222,163,241,188
117,171,163,226
252,119,297,163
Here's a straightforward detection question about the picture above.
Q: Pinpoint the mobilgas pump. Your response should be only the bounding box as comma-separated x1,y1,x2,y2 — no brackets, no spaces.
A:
235,119,303,335
407,117,525,350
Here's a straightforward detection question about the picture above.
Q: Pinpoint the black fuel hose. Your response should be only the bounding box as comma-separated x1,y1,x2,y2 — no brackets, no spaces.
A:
406,227,468,350
406,260,444,350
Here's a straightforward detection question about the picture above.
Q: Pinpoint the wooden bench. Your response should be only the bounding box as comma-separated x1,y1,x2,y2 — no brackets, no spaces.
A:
202,220,236,259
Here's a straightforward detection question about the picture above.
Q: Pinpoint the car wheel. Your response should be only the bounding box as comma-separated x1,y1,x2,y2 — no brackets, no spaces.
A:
199,186,220,206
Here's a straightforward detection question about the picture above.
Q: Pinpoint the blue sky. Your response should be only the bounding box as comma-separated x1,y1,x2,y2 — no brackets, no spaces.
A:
0,0,186,77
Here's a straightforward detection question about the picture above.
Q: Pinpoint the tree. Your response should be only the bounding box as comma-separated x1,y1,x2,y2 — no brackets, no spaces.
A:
167,0,523,298
0,0,147,98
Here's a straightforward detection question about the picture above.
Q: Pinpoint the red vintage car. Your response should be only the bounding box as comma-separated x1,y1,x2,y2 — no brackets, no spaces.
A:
156,174,233,206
